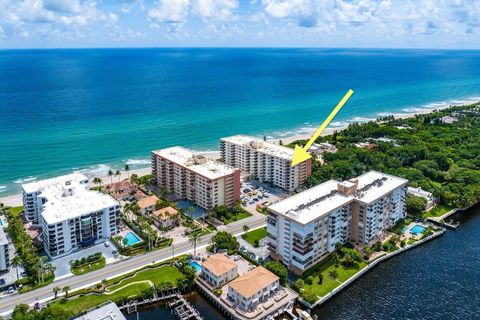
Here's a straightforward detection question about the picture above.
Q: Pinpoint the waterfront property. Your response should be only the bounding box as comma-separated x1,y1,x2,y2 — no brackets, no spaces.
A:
73,301,126,320
196,256,298,320
151,146,241,211
220,135,312,192
267,170,408,274
408,187,436,211
22,173,90,223
200,254,238,288
22,174,121,257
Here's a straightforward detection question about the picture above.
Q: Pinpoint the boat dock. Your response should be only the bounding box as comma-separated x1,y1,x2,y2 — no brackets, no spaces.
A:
168,295,203,320
119,290,182,314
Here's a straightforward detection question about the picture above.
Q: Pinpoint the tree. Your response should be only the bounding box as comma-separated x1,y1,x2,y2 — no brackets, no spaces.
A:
328,269,339,280
124,164,130,179
406,194,427,216
188,206,195,220
189,232,200,256
293,279,305,291
10,255,22,281
107,170,114,184
53,286,60,299
209,231,238,253
62,285,70,298
114,170,121,182
243,225,249,232
264,261,288,285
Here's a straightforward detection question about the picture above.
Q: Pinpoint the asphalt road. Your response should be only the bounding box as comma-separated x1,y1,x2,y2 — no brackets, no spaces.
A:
0,215,266,315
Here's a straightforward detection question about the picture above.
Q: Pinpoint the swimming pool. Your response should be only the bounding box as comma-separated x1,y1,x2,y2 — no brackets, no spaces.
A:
410,224,425,235
189,260,202,273
124,232,142,246
0,219,3,227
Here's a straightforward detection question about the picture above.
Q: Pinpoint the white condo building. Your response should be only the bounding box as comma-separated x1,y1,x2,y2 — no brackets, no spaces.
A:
151,146,241,211
0,228,10,271
267,171,407,274
23,174,121,258
220,135,312,192
22,173,90,223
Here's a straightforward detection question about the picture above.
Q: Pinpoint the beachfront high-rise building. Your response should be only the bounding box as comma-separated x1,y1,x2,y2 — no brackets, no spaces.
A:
220,135,312,192
22,173,90,223
267,171,407,274
0,228,10,271
23,174,121,257
151,146,241,211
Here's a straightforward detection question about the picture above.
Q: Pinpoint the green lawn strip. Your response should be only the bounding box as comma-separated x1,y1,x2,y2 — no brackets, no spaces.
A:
422,204,453,218
300,254,367,299
7,206,24,216
241,227,267,246
71,258,106,276
107,265,183,292
18,272,55,293
48,282,151,319
224,211,251,224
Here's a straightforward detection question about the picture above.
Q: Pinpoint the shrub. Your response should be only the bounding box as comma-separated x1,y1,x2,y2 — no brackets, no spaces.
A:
293,279,305,291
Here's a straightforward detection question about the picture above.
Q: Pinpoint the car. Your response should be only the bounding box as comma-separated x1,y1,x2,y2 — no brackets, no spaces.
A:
104,242,110,247
7,286,15,294
112,250,119,256
20,271,28,278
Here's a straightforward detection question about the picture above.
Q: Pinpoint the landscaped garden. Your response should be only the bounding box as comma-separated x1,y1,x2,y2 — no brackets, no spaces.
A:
293,245,367,304
422,204,453,219
208,203,251,225
70,252,106,276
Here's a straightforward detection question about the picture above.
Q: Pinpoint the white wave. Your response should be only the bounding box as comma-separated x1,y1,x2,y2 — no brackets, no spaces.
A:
82,164,111,178
348,116,375,123
330,121,350,128
125,159,150,166
14,177,37,184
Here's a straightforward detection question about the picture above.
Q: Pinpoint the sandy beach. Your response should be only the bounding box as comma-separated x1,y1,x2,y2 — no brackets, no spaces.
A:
0,104,465,208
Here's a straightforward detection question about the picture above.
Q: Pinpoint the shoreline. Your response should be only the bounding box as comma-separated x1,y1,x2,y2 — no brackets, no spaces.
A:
0,99,477,205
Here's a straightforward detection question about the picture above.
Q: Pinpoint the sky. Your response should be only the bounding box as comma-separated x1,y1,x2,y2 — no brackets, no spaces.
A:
0,0,479,49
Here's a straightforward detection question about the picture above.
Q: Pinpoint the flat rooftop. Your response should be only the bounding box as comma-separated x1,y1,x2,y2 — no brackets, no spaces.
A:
221,135,294,161
22,173,89,194
153,146,237,180
269,170,407,224
73,302,126,320
40,182,119,225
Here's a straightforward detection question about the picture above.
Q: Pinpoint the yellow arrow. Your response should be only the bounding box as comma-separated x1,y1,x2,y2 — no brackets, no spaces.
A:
291,89,354,167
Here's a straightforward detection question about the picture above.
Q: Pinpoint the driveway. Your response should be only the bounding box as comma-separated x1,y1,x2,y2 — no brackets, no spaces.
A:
51,240,122,279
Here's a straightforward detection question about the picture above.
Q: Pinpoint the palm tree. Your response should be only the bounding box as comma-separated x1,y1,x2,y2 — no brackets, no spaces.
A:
107,170,114,184
10,256,22,280
37,256,48,284
62,286,70,298
124,164,130,179
243,225,249,233
115,170,121,182
188,232,200,256
53,287,60,299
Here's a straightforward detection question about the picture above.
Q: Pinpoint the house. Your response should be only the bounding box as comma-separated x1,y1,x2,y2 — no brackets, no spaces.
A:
408,187,436,211
227,266,280,311
137,195,159,215
153,206,178,229
201,254,238,288
73,302,126,320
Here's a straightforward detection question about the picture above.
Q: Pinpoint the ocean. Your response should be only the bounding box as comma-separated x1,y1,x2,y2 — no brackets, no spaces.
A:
1,48,480,195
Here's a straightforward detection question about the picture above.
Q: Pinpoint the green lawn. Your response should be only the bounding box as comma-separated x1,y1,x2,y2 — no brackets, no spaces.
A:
107,265,183,291
242,227,267,246
300,253,367,301
7,206,24,216
47,264,185,319
223,211,251,224
422,204,453,218
71,258,106,276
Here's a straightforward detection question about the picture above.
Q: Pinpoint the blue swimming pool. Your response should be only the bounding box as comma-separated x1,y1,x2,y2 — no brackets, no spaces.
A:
0,219,3,227
410,224,425,235
189,260,202,273
124,232,142,246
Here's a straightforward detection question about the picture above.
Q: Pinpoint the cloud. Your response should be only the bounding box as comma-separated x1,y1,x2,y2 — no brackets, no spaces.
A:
148,0,190,24
43,0,82,13
193,0,238,21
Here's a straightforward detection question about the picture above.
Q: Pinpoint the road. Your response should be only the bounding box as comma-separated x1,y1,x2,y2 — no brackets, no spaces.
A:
0,215,266,315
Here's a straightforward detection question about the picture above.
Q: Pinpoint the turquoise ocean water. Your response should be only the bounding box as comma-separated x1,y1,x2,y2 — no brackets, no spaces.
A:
1,48,480,196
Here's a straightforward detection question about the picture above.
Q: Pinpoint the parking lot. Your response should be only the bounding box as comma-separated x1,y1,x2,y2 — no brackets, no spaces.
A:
240,180,287,214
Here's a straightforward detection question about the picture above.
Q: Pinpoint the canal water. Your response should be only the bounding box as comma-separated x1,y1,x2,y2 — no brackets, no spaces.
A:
126,206,480,320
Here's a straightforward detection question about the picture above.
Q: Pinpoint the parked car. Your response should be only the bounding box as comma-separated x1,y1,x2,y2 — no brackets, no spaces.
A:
104,242,110,247
7,286,15,294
